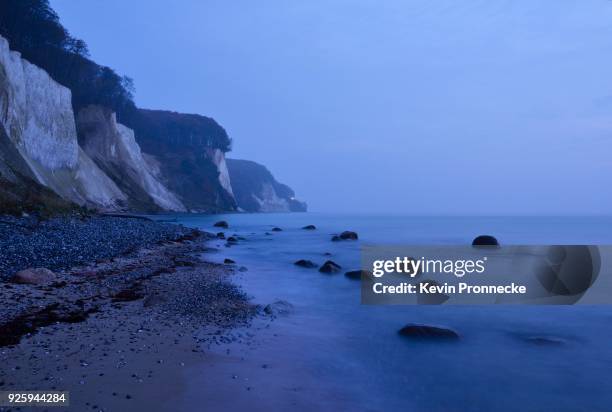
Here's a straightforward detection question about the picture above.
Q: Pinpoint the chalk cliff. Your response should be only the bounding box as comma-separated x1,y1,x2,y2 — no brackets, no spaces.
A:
76,105,185,212
226,159,306,212
128,109,237,212
0,35,125,210
0,30,306,216
0,120,74,215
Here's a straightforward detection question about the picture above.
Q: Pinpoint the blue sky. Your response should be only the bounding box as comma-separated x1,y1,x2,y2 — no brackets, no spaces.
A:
51,0,612,214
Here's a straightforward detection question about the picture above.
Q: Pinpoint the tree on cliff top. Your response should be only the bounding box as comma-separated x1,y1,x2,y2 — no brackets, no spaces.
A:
0,0,231,152
0,0,135,118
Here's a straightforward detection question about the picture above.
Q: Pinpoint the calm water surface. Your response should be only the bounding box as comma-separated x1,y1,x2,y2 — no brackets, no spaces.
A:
158,214,612,411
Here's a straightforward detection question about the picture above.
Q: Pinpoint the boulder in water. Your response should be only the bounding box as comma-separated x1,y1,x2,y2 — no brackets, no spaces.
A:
332,231,358,241
271,227,282,232
398,324,460,340
213,221,229,228
344,270,372,280
472,235,499,247
319,260,342,274
302,225,316,230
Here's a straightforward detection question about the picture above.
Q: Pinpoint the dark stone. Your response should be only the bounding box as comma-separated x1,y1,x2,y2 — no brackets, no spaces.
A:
213,221,229,229
302,225,316,230
344,270,372,280
11,268,56,285
319,260,342,274
224,258,236,264
271,227,282,232
294,259,317,268
472,235,499,247
537,245,594,300
263,300,293,316
216,232,225,239
398,324,460,340
340,231,358,240
332,231,358,241
523,335,566,346
227,236,238,243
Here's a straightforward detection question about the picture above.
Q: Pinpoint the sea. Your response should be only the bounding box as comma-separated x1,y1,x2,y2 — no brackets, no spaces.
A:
154,213,612,411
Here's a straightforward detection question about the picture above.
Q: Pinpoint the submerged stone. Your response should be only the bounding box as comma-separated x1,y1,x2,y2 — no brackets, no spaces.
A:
294,259,317,268
398,324,460,340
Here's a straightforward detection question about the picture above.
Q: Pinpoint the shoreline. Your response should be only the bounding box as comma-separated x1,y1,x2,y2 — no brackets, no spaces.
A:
0,214,258,411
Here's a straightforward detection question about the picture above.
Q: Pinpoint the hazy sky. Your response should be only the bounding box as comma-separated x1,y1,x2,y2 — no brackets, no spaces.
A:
51,0,612,215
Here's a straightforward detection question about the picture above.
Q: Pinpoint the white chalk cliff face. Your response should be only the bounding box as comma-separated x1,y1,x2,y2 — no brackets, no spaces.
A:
253,182,294,212
0,35,125,209
77,106,185,211
226,158,307,213
206,148,234,198
0,33,304,214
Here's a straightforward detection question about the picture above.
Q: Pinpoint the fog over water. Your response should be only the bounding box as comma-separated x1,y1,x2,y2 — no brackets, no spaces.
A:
51,0,612,214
